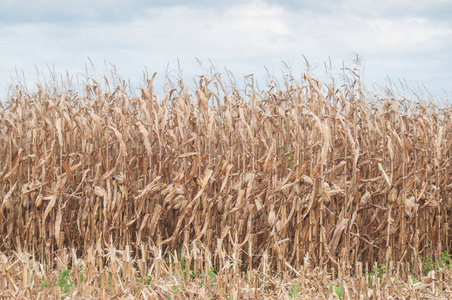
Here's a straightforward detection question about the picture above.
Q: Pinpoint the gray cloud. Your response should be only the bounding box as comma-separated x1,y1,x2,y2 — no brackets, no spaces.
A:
271,0,452,20
0,1,136,24
0,0,250,25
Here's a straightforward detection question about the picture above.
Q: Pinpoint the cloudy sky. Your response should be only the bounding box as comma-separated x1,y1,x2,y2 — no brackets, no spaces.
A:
1,0,451,100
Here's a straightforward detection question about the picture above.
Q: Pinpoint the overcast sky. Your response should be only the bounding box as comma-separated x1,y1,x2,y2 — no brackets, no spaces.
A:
1,0,451,101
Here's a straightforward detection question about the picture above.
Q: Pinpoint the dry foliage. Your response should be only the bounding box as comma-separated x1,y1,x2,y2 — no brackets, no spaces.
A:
0,71,451,299
1,248,452,299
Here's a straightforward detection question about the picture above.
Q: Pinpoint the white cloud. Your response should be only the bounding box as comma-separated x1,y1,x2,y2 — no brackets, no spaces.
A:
363,18,452,54
0,0,450,99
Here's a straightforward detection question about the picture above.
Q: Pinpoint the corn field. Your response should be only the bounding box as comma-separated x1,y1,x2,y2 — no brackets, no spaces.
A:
0,71,451,299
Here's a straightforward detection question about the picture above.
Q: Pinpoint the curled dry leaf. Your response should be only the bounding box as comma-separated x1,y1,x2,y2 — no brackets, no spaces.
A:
275,220,281,231
0,252,7,265
360,190,371,205
174,186,185,195
2,182,17,211
172,195,186,210
404,196,417,217
268,209,276,226
254,197,263,211
322,191,331,203
300,175,313,186
150,183,167,194
161,184,174,196
216,196,223,212
113,173,124,184
445,198,452,210
94,186,106,198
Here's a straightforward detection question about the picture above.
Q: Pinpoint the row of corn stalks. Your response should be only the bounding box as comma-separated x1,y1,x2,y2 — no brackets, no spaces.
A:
0,72,451,281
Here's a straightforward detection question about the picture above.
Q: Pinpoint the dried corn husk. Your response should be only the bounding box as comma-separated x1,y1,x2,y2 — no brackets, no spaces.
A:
388,186,397,204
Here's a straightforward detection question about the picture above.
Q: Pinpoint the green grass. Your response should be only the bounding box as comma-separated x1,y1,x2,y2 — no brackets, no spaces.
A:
79,265,87,283
40,279,48,289
328,284,344,299
365,265,386,289
172,283,182,293
288,284,300,298
162,244,219,293
56,268,74,294
280,140,294,169
199,266,217,288
423,251,452,276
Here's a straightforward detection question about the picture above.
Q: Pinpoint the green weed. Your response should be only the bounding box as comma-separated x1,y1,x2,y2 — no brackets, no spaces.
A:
56,268,74,294
40,279,48,289
328,284,344,299
199,266,217,288
423,251,452,276
288,284,300,298
365,265,386,288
